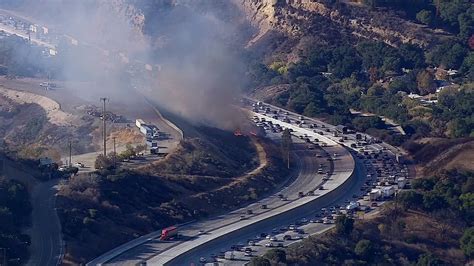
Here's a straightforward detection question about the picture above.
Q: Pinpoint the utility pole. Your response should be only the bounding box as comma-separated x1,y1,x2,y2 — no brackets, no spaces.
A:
112,137,116,168
68,139,72,167
100,97,109,157
281,129,292,169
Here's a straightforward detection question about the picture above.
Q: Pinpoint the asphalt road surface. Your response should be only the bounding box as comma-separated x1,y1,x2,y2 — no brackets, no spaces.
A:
27,179,63,266
1,156,63,266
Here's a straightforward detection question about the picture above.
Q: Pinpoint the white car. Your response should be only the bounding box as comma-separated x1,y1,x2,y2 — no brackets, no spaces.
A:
74,162,85,168
264,242,274,247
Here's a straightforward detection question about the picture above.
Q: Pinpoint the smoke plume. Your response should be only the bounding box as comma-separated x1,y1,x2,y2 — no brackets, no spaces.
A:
3,0,250,130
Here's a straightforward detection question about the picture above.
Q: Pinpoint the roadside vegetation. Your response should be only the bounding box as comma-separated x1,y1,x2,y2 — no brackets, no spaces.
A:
57,127,290,263
0,177,31,265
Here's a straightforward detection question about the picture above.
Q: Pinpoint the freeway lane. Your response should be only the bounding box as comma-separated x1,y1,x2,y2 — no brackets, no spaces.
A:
103,142,328,265
220,155,368,265
91,99,356,266
154,142,356,265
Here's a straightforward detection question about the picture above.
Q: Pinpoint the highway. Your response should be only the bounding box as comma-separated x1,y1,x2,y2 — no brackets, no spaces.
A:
87,98,360,265
88,98,408,266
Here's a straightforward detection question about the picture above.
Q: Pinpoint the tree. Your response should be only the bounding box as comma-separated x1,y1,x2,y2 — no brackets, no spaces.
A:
460,193,474,221
458,10,474,40
416,253,444,266
352,116,385,132
281,129,292,169
399,43,426,69
438,0,471,28
416,9,434,26
422,191,447,211
397,190,423,209
335,214,354,236
460,227,474,259
94,154,113,170
264,249,286,263
248,257,271,266
416,70,436,96
354,239,375,261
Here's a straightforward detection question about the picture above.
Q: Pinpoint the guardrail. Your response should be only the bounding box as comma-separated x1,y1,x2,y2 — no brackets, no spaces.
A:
86,220,196,266
143,97,184,140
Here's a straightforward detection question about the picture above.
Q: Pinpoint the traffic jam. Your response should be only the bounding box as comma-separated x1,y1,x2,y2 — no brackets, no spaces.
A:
194,100,411,264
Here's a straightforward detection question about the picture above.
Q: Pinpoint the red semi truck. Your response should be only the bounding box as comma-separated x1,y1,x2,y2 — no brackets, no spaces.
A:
160,226,178,240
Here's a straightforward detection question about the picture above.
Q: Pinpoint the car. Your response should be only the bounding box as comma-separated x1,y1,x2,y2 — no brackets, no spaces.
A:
323,219,331,224
298,191,304,197
266,234,272,239
246,209,253,215
239,215,246,220
244,251,253,257
371,202,378,207
199,257,207,263
301,218,309,224
270,236,278,241
283,234,292,240
260,232,268,238
265,242,274,247
58,167,67,172
74,162,84,168
244,247,253,253
277,243,284,247
261,204,268,209
319,186,324,190
248,240,255,246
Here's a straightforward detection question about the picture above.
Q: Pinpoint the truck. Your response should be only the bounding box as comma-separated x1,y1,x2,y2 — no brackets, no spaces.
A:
397,177,407,189
381,186,396,198
136,119,145,128
140,125,153,138
159,226,178,240
224,251,235,260
369,189,382,201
